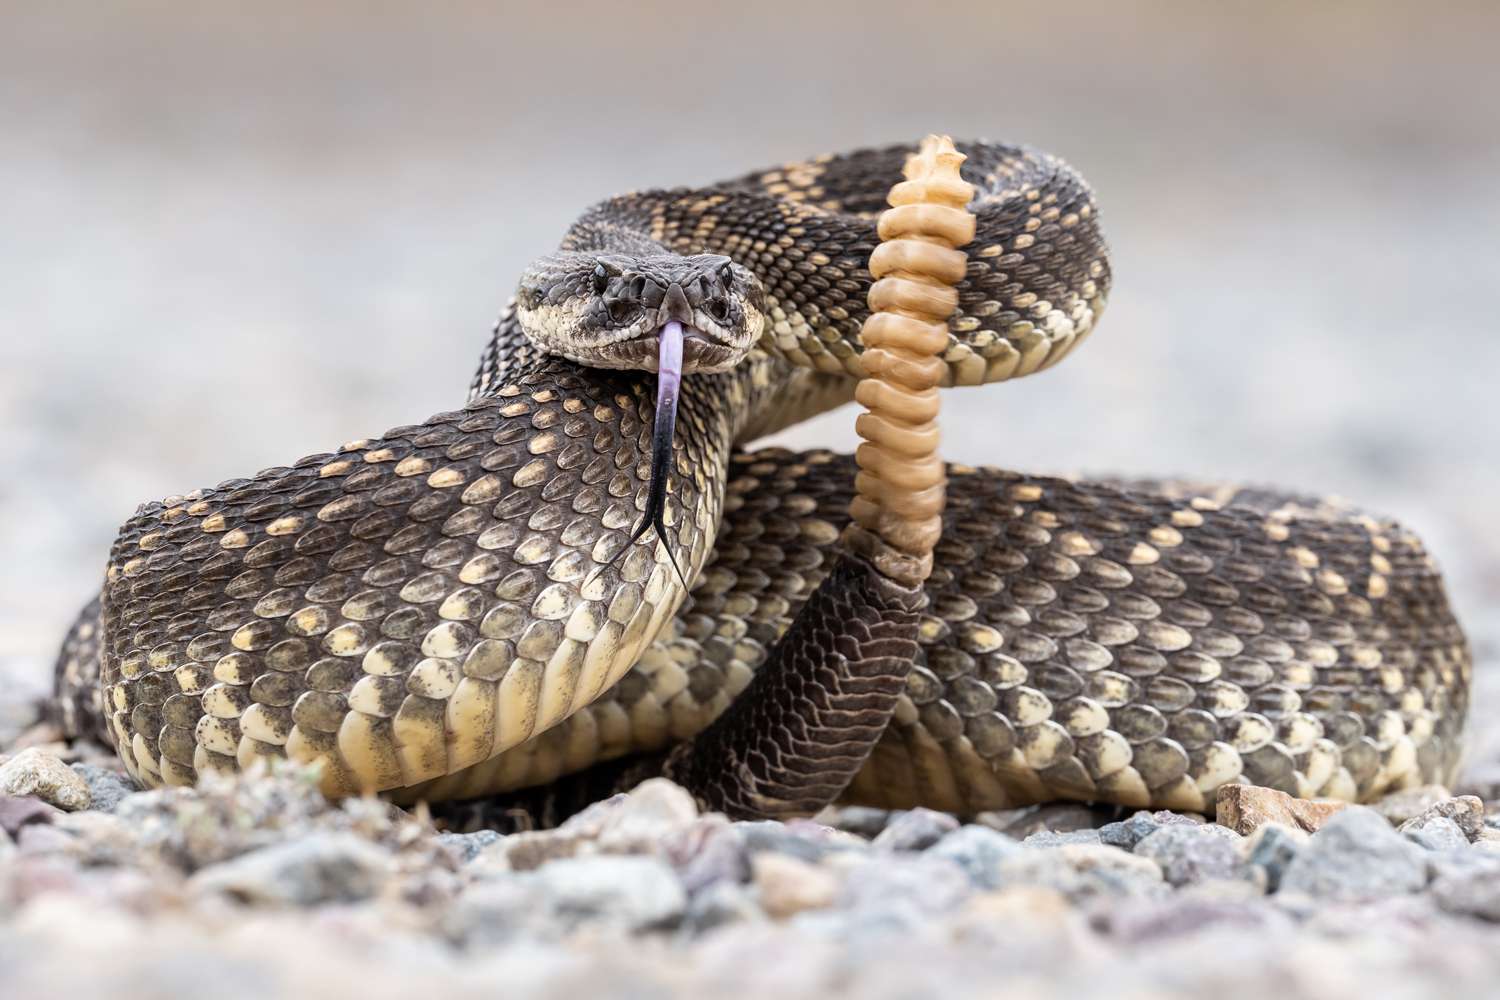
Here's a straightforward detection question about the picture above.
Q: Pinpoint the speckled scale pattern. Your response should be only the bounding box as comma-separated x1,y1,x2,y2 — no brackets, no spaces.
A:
67,140,1470,814
51,595,107,738
95,356,751,796
393,448,1469,813
473,141,1109,393
502,449,1461,814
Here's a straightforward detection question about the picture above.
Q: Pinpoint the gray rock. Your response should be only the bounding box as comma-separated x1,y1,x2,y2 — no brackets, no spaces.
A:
1245,824,1303,892
1023,829,1103,848
925,825,1024,889
1401,815,1470,852
976,802,1112,838
998,843,1166,902
736,819,866,863
1278,806,1429,902
498,778,699,869
871,808,959,851
664,815,749,894
816,805,891,839
455,854,688,942
666,815,747,893
1,795,59,838
1133,824,1246,887
838,854,973,918
681,880,765,936
1400,795,1484,842
1099,810,1203,851
563,779,698,845
1433,867,1500,921
1371,785,1455,826
0,749,90,811
189,832,394,905
443,875,549,948
17,821,75,855
1094,894,1294,945
437,829,502,862
69,764,136,813
1427,847,1500,882
530,854,687,932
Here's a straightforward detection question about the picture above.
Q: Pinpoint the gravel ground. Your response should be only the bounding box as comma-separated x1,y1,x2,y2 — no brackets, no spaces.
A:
4,648,1500,1000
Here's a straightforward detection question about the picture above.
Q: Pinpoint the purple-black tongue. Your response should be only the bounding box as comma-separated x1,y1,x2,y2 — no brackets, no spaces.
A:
616,321,689,587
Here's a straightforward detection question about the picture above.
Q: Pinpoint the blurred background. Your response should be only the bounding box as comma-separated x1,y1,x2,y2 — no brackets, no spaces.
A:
3,2,1496,710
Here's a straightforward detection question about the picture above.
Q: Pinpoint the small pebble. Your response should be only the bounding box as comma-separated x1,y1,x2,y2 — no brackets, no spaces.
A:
0,795,60,839
926,825,1023,890
997,842,1165,901
1401,796,1484,842
871,808,959,851
751,852,839,918
1098,810,1202,850
1133,824,1246,888
1433,867,1500,922
681,880,765,935
817,805,891,838
736,819,864,863
1094,894,1292,945
443,877,549,948
664,815,749,893
1278,806,1429,902
837,853,972,917
189,832,393,905
69,764,136,813
0,749,91,811
529,854,687,932
1215,783,1349,835
1023,829,1103,848
1401,815,1470,852
1371,785,1456,827
976,802,1111,838
1244,823,1304,892
437,829,502,862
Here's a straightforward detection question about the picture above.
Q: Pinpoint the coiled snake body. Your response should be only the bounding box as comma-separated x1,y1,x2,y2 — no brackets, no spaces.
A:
56,141,1471,819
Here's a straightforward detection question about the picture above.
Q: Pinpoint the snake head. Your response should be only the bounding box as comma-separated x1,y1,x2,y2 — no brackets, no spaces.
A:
515,251,765,374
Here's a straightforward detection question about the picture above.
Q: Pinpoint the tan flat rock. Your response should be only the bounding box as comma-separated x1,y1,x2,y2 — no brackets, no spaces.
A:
1215,784,1349,835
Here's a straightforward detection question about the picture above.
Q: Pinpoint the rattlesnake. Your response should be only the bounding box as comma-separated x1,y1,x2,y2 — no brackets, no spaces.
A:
55,140,1470,819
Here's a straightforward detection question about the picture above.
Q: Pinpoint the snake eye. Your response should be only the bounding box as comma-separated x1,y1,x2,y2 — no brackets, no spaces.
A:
718,262,736,288
592,264,610,295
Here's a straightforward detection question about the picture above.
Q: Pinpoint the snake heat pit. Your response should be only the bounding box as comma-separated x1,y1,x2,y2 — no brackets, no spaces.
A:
52,137,1471,824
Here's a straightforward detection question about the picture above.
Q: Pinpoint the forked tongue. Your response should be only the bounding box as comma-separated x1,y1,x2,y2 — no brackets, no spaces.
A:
615,320,689,587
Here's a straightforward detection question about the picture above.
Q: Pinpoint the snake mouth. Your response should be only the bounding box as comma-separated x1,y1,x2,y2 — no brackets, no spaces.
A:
596,324,739,373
